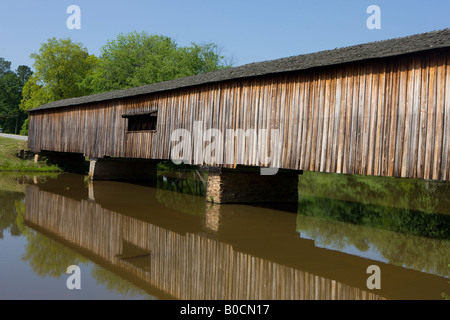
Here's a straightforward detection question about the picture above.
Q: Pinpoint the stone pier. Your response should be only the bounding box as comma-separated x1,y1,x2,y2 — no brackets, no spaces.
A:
89,157,159,181
205,167,301,204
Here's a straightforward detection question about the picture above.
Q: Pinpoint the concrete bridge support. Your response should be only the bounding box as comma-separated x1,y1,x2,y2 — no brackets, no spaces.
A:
205,167,301,204
89,157,159,181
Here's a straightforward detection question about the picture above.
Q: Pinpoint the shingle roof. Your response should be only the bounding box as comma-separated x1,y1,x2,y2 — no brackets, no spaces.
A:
29,28,450,112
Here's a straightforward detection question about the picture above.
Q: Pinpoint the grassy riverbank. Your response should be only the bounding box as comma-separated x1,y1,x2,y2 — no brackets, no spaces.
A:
0,137,61,172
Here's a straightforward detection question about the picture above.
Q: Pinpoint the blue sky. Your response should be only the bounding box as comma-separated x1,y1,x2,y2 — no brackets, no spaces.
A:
0,0,449,71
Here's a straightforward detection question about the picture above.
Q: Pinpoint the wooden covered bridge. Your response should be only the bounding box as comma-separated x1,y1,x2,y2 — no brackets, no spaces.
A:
28,29,450,203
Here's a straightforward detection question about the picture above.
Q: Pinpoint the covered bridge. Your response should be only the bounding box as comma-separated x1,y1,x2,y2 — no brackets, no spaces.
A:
27,29,450,202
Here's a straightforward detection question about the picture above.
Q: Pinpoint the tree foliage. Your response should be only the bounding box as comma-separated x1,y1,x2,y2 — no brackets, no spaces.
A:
0,58,12,77
18,33,230,107
19,37,98,112
0,58,32,133
15,33,231,134
83,31,230,93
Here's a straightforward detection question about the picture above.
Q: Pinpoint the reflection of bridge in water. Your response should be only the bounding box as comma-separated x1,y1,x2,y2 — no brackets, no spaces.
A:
23,174,449,300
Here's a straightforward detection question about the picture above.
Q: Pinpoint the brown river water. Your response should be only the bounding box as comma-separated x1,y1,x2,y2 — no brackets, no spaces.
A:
0,170,449,300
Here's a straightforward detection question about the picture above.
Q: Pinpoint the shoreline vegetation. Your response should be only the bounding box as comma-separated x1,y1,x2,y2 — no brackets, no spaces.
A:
0,136,61,173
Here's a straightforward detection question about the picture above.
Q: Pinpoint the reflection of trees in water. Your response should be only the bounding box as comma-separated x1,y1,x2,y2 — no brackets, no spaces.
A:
298,196,450,239
156,172,206,196
297,198,450,277
155,188,206,217
0,191,24,239
0,174,61,238
16,203,87,278
20,230,87,278
297,172,450,278
19,223,148,297
14,201,147,297
156,172,207,216
298,171,450,214
90,265,149,298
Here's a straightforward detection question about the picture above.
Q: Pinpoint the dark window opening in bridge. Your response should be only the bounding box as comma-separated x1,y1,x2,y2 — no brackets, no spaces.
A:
123,111,157,132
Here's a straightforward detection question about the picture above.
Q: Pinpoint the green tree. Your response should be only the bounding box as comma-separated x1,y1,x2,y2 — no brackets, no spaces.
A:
0,58,12,77
16,65,33,84
83,31,230,93
20,37,98,112
0,60,32,133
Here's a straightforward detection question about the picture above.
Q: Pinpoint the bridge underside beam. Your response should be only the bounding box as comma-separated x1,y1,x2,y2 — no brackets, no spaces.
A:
39,151,89,173
205,167,301,204
89,158,159,182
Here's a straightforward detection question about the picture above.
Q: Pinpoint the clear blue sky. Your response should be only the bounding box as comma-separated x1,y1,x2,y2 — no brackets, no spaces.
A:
0,0,449,71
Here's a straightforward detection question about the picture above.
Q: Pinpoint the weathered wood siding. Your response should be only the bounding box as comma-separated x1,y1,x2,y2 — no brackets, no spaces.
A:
28,49,450,181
